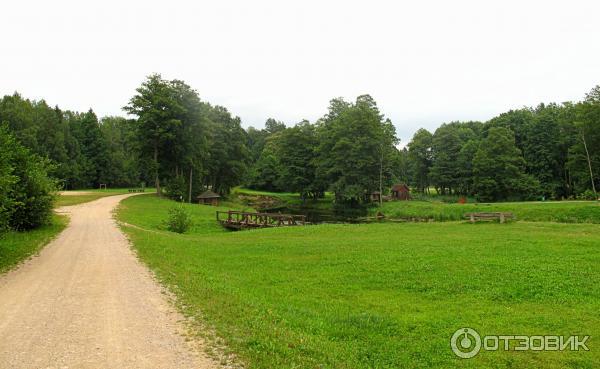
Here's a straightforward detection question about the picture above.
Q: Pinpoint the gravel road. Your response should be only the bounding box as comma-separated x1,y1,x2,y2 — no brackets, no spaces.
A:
0,194,218,368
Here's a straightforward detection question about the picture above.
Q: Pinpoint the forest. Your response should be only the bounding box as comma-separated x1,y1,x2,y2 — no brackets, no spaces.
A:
1,74,599,232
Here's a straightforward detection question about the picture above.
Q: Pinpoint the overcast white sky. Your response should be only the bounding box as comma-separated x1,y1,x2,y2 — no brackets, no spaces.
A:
1,0,598,142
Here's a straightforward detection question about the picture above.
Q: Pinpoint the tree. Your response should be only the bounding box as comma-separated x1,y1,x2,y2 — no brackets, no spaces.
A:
205,105,249,194
270,121,323,200
429,124,464,195
246,146,282,191
568,89,600,198
124,74,184,196
0,126,56,231
407,129,433,193
315,95,398,204
522,104,562,198
473,127,540,201
100,116,140,187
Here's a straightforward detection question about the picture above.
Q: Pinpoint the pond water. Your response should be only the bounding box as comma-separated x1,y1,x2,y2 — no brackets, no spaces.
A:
260,205,369,224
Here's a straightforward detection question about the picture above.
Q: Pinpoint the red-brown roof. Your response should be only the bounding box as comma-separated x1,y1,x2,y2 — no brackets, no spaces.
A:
391,184,409,192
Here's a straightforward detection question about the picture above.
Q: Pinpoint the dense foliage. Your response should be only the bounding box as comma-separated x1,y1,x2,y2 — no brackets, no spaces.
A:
0,126,56,231
0,74,250,203
248,96,400,204
400,88,600,201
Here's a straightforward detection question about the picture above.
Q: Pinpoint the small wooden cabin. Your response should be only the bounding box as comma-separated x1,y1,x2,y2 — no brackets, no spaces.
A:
370,191,381,203
197,190,220,206
391,184,410,200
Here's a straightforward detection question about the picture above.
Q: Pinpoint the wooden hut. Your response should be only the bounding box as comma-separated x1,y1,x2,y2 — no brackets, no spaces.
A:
197,190,220,206
391,184,410,200
370,191,381,203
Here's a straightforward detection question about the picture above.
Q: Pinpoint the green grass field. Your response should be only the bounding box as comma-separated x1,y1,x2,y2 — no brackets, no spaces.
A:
118,195,600,369
55,188,151,207
376,199,600,223
0,214,68,273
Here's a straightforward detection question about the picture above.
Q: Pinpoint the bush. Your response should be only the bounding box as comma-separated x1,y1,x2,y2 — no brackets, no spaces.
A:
165,176,186,201
0,126,56,231
164,206,193,233
577,189,598,201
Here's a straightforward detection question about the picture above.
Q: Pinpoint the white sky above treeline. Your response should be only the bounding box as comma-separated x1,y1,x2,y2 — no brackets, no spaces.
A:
1,0,599,143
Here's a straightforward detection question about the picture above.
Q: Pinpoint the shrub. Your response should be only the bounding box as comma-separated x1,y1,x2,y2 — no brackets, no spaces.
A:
164,206,193,233
0,126,56,231
577,189,598,201
165,176,186,201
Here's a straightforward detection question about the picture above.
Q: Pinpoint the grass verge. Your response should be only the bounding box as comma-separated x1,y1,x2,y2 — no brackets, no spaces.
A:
375,200,600,223
0,214,68,273
55,188,139,207
118,195,600,369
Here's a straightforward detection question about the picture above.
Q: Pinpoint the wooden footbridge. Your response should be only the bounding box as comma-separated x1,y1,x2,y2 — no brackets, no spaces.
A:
216,210,307,230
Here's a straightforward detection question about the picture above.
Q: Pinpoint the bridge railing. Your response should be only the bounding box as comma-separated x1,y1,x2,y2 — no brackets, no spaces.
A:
216,210,307,228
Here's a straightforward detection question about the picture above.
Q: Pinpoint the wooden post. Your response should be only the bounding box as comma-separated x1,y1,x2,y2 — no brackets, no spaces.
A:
499,213,505,223
470,214,475,223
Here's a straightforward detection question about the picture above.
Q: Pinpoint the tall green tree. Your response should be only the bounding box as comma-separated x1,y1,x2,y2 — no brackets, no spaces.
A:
124,74,184,195
407,129,433,193
205,105,249,194
473,127,540,201
316,95,398,204
271,121,323,200
429,124,465,195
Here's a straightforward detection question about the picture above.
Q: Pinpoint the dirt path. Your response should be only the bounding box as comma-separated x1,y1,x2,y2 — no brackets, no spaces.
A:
0,194,219,369
58,190,95,196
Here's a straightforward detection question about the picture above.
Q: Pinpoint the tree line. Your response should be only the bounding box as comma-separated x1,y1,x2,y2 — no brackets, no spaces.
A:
246,95,399,205
248,86,600,203
0,74,249,203
1,76,599,234
400,87,600,201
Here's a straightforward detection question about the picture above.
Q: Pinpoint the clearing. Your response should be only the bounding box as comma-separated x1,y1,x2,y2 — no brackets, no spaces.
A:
118,195,600,369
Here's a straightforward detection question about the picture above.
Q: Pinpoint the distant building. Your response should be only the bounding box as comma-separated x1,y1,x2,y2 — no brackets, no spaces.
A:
370,191,381,203
391,184,410,200
197,190,220,206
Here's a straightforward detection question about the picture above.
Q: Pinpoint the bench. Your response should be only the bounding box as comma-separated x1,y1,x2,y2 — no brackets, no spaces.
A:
128,188,146,193
464,212,514,223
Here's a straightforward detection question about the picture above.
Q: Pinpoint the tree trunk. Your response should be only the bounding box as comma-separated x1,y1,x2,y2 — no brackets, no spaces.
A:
154,141,161,197
582,130,597,198
379,149,383,207
188,167,193,203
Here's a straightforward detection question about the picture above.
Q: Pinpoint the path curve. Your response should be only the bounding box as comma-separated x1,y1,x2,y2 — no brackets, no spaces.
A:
0,194,218,368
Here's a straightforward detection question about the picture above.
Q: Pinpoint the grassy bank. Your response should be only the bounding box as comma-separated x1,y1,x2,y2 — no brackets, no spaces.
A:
55,188,148,207
232,187,334,210
0,214,68,273
118,194,253,235
376,200,600,223
118,195,600,369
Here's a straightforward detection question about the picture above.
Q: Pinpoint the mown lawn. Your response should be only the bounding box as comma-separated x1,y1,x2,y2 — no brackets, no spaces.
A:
55,188,150,207
0,214,68,273
118,195,600,369
376,200,600,223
